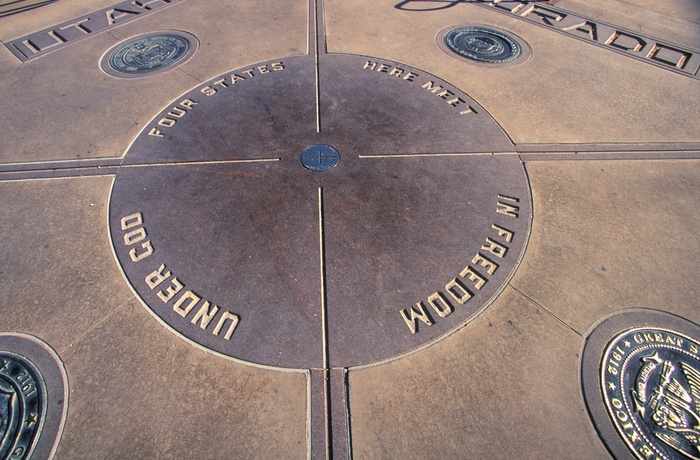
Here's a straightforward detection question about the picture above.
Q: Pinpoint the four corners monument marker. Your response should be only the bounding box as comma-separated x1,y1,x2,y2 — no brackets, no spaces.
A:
108,52,531,369
0,0,698,458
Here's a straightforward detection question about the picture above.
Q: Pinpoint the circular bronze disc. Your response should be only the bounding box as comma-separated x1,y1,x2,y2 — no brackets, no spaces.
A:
109,54,532,369
0,333,68,459
581,309,700,459
100,30,199,78
437,24,532,68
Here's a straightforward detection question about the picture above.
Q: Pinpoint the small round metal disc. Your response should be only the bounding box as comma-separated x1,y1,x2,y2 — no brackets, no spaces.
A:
300,144,340,172
581,309,700,460
437,25,531,67
100,31,198,78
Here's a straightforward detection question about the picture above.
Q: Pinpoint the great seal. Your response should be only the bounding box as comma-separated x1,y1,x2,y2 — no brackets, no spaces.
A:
581,309,700,460
602,327,700,459
0,352,46,460
444,26,522,64
100,31,198,78
0,333,68,460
